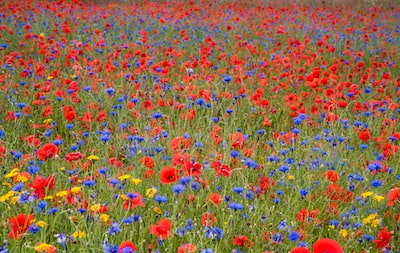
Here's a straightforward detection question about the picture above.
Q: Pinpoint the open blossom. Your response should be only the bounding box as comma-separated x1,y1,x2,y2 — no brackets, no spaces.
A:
387,187,399,206
29,175,55,199
373,227,393,249
160,166,180,184
232,235,253,247
34,243,56,253
119,240,136,253
313,238,343,253
178,243,197,253
8,213,35,239
36,143,59,161
149,218,172,240
123,192,145,210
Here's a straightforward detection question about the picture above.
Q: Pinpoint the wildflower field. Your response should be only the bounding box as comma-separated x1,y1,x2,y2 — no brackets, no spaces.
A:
0,0,399,252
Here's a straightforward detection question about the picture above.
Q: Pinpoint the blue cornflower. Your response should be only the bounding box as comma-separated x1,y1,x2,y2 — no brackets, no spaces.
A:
105,88,115,95
83,179,96,187
12,182,24,192
46,207,59,214
180,177,192,186
28,224,41,234
299,189,309,198
55,233,68,245
191,181,200,191
228,202,243,211
154,195,168,204
245,190,254,200
279,164,289,173
370,179,382,188
230,150,240,158
205,227,223,240
17,191,31,204
271,232,283,243
172,184,185,195
288,231,300,241
108,222,121,235
152,112,162,119
233,187,244,194
223,75,232,82
37,200,48,212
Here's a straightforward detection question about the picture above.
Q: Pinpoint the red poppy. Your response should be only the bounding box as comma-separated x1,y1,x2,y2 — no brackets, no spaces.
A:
0,145,6,158
322,183,343,201
36,143,59,161
290,247,311,253
207,193,222,206
62,105,76,122
373,227,393,249
386,187,399,206
140,156,155,169
65,152,83,162
358,129,370,142
41,105,53,118
201,212,217,227
96,110,107,122
313,238,343,253
123,192,145,210
28,175,55,199
178,243,197,253
211,161,232,177
25,135,41,147
159,166,180,184
323,170,339,182
149,218,172,240
232,235,253,247
143,100,153,110
143,169,155,179
119,240,136,253
8,213,35,239
108,157,123,168
81,112,93,122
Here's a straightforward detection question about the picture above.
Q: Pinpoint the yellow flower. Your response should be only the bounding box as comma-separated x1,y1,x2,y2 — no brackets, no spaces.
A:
362,214,378,225
90,204,101,212
131,178,142,185
87,155,99,161
287,175,295,180
339,229,348,238
146,188,157,198
34,243,55,252
47,76,53,81
59,167,65,171
56,190,68,198
1,182,12,188
39,33,45,38
328,225,335,230
361,191,374,198
374,195,385,202
0,191,17,202
10,195,19,204
71,186,81,194
120,194,128,201
43,118,53,124
72,231,85,239
36,221,48,228
371,218,380,227
44,195,53,200
15,173,30,182
5,168,20,178
118,174,130,181
100,214,110,223
153,206,162,215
